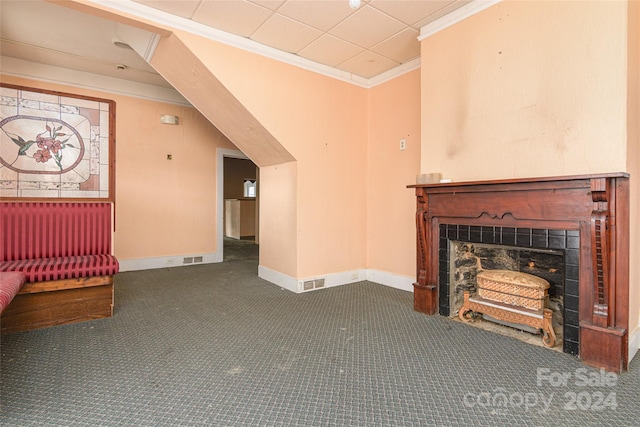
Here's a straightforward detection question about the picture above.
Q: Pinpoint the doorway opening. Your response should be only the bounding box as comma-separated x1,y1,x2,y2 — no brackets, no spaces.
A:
217,149,259,262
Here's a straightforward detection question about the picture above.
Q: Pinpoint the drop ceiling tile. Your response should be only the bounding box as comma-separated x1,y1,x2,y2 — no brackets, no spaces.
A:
370,28,419,64
337,50,399,79
192,1,273,38
277,0,355,31
370,0,456,27
298,34,361,67
249,0,286,11
251,13,322,54
330,5,405,49
133,0,201,19
2,0,479,85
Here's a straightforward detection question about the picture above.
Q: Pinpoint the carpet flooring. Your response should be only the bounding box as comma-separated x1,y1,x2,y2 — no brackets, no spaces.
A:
223,237,259,262
1,253,639,426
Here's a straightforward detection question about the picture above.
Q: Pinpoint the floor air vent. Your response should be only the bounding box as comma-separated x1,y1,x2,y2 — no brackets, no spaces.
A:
303,278,326,291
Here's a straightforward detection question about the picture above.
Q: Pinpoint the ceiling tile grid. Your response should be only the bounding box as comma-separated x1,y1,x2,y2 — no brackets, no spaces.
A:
134,0,469,78
0,0,474,88
251,12,323,53
191,1,274,37
297,34,361,68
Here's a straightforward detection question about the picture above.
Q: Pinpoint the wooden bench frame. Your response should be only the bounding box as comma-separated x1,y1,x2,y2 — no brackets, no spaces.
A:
1,276,114,334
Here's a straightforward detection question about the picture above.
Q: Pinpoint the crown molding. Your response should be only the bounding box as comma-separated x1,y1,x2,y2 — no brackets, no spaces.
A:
419,0,502,41
86,0,417,88
367,57,421,87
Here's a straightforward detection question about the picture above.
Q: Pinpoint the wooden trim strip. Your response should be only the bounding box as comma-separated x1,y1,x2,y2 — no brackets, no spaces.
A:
18,275,113,294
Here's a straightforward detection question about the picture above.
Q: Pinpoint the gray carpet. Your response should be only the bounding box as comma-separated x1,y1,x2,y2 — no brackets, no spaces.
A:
223,236,259,262
1,256,639,426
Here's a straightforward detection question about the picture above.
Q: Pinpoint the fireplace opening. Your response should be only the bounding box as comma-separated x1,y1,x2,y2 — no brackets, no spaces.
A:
449,241,564,350
438,225,580,356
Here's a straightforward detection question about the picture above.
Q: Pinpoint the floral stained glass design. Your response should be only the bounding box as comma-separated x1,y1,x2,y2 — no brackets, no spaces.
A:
0,84,114,200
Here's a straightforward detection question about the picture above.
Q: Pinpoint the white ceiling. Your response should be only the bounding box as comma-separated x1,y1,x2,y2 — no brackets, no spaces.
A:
0,0,472,88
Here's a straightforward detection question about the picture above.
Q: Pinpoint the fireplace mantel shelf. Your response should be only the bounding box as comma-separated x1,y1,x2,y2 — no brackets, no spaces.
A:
409,173,630,372
408,172,629,189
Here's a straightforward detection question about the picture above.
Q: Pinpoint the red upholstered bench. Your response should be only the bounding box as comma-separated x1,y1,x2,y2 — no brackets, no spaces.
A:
0,272,26,314
0,202,119,334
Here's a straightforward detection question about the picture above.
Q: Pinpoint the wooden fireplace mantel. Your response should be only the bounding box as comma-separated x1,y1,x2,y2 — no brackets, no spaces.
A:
409,173,630,372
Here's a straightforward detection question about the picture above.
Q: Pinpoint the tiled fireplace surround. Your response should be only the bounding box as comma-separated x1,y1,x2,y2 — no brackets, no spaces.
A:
440,226,579,354
409,174,630,372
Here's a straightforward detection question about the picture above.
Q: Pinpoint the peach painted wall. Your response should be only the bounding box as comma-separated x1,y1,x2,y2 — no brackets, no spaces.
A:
367,69,421,277
627,1,640,340
259,162,298,277
150,33,294,168
113,98,236,259
421,1,628,181
0,74,237,262
169,32,369,278
420,1,639,341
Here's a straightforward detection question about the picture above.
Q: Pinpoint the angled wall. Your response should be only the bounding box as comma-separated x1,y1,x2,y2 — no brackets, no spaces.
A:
149,30,369,283
149,33,294,168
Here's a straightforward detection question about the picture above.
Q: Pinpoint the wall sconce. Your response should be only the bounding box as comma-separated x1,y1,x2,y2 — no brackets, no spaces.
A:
160,114,179,125
348,0,361,9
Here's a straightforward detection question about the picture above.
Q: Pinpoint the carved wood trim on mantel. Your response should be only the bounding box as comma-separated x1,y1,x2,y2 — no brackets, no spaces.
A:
409,173,630,372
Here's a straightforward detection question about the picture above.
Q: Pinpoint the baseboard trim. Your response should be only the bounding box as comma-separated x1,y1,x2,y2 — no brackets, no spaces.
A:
629,327,640,364
118,252,222,272
257,266,414,294
299,269,368,292
366,269,415,292
258,265,298,293
121,257,415,295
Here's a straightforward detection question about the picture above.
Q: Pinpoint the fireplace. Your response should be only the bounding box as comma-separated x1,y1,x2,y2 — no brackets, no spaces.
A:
444,230,574,354
409,174,630,372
